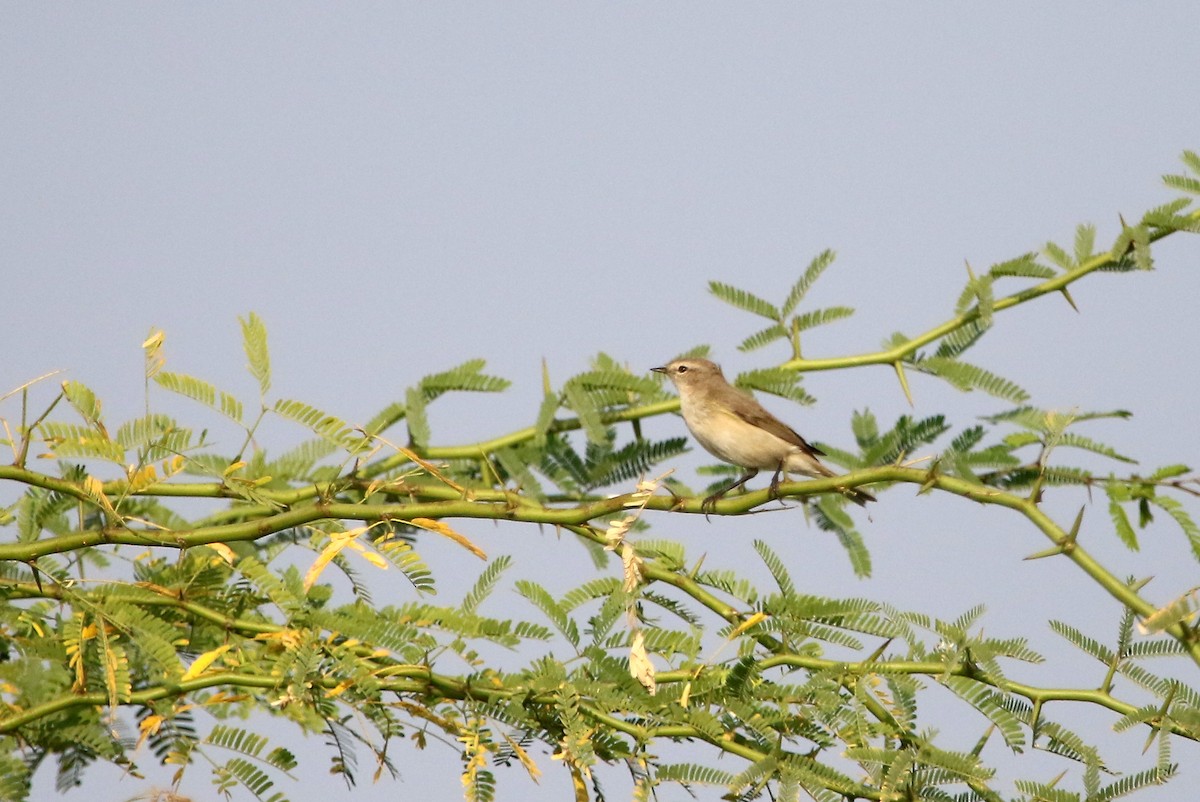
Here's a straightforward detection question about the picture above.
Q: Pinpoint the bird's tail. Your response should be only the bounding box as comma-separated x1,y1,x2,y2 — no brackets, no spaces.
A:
787,454,875,506
840,486,876,507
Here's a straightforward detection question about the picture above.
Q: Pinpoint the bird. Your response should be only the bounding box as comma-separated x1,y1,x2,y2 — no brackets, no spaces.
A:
651,358,875,512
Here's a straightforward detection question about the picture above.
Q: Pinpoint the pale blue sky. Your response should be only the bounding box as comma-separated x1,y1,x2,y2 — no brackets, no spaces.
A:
4,6,1199,801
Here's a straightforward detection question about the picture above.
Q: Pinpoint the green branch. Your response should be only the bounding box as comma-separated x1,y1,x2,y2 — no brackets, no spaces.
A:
783,209,1200,374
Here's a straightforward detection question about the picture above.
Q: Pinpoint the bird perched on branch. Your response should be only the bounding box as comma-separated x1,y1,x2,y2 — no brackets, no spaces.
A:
652,358,875,512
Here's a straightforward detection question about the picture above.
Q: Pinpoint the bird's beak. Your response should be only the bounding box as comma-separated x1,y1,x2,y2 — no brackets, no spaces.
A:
650,366,667,374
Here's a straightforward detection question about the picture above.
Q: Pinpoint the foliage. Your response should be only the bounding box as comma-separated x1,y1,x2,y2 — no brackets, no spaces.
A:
1,152,1200,801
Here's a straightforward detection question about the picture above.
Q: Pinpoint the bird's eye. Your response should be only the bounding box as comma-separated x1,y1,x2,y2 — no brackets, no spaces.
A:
676,365,688,373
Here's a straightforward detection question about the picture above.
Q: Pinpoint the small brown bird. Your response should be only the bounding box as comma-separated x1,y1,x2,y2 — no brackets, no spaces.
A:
652,358,875,510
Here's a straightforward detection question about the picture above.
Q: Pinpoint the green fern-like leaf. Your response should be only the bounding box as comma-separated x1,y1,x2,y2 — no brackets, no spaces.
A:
37,422,125,463
694,569,760,605
267,437,339,481
1163,152,1200,195
655,762,737,787
709,281,780,320
850,408,879,449
914,357,1029,403
273,398,362,450
0,753,30,802
154,371,245,424
1123,639,1187,659
559,577,623,613
491,446,547,498
374,536,436,595
943,676,1025,750
1048,620,1114,663
782,249,837,316
1013,778,1081,802
861,414,950,466
404,386,430,449
957,272,995,326
753,540,795,597
562,381,606,445
533,391,560,447
101,601,184,679
1044,239,1075,271
1147,494,1200,559
641,590,703,626
239,312,272,397
115,413,193,461
1111,223,1154,271
813,497,871,578
16,486,71,542
572,367,660,398
734,368,815,406
1106,483,1139,550
460,555,513,614
1094,764,1176,800
1056,433,1136,464
988,253,1056,280
932,318,990,359
1075,224,1098,265
215,755,287,802
238,556,305,613
515,580,580,649
584,437,689,489
61,380,105,432
207,724,271,757
360,400,406,438
95,631,131,709
419,358,510,396
1142,198,1200,234
738,323,788,353
792,306,855,333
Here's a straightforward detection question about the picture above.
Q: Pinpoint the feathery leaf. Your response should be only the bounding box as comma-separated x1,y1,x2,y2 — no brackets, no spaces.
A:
709,281,780,320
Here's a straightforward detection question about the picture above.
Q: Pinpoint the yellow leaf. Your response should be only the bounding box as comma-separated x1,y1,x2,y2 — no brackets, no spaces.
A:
137,714,165,749
205,542,237,565
730,611,768,639
141,330,166,350
181,644,232,681
501,731,542,783
303,537,351,592
361,551,388,569
142,329,166,378
222,461,247,477
83,476,117,514
127,464,159,493
17,613,44,637
409,517,487,560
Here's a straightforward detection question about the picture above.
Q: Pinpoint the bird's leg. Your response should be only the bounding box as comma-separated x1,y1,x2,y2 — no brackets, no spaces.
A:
768,462,786,499
701,469,758,518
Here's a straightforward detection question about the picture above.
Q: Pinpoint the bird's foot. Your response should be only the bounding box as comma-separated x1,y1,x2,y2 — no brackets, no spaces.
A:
768,468,784,500
700,492,724,520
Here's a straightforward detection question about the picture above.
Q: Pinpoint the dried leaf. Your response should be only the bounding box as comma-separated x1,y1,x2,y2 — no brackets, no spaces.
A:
629,630,656,694
410,517,487,559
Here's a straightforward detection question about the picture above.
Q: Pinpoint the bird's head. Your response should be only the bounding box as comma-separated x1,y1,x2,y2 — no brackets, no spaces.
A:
651,358,725,391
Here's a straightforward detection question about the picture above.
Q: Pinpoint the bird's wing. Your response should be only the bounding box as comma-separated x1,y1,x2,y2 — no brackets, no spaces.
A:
729,396,827,458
